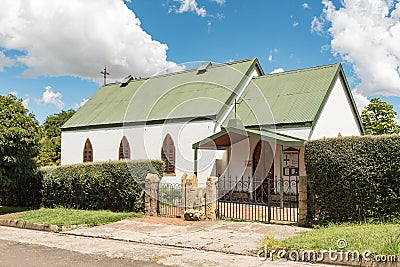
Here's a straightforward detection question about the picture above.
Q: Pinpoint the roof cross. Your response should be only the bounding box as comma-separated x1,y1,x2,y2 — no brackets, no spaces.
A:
234,98,240,119
101,66,110,85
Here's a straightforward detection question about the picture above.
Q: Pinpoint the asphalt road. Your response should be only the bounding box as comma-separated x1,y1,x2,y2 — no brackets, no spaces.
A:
0,239,165,267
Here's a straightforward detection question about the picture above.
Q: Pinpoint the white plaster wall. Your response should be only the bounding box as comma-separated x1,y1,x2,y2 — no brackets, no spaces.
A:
61,128,124,164
224,137,253,179
311,76,362,139
61,120,218,185
276,128,311,140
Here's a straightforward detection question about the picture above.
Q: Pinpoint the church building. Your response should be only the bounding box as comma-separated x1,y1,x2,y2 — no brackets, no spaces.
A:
61,58,363,189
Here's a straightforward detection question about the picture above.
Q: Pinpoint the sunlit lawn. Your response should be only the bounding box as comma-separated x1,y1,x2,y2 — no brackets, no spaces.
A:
261,223,400,256
1,206,141,227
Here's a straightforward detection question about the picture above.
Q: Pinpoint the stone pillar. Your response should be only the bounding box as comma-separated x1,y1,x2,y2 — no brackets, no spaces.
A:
205,176,218,220
144,173,161,216
181,173,198,210
298,176,307,225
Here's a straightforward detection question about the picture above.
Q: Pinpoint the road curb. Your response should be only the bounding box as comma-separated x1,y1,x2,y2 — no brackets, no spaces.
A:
0,219,85,232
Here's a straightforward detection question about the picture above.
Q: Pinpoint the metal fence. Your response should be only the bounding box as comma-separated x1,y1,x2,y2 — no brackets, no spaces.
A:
217,175,299,223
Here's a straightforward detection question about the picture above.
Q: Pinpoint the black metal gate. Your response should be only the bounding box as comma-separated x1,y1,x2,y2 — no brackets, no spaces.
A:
217,175,299,223
159,183,184,217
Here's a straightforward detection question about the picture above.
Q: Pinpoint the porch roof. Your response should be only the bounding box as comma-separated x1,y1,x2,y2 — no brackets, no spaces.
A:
192,127,305,150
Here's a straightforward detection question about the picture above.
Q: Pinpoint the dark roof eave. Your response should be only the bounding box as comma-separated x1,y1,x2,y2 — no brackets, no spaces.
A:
61,115,217,132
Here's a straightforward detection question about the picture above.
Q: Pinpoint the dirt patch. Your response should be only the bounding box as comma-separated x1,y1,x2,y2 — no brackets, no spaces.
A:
0,212,23,218
131,216,197,226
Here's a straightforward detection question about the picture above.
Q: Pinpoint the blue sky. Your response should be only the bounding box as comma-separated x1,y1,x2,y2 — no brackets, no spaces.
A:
0,0,399,123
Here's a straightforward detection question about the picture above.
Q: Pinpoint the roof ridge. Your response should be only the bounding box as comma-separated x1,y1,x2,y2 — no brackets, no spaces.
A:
253,62,340,79
107,58,258,85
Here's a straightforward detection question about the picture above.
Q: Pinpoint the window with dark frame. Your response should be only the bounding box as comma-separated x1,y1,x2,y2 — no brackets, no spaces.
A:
83,138,93,163
161,134,175,174
119,136,131,160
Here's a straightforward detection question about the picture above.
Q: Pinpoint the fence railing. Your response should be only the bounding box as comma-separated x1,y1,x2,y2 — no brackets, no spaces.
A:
159,183,184,217
217,175,299,223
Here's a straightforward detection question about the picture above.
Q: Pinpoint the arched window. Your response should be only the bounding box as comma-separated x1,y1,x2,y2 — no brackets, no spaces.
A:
161,134,175,174
119,136,131,160
83,138,93,163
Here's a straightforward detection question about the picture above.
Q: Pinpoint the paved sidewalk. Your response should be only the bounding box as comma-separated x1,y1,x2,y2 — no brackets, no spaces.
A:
0,226,331,267
65,217,312,256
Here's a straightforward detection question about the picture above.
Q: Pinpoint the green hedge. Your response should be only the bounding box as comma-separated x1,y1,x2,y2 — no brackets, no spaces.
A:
305,135,400,223
0,170,43,207
41,160,164,212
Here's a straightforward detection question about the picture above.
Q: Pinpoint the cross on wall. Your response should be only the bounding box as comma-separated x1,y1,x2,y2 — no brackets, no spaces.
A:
283,155,290,165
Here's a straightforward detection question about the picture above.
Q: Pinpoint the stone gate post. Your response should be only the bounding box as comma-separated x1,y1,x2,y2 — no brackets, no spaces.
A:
205,176,218,220
144,173,161,216
181,173,198,211
298,176,307,225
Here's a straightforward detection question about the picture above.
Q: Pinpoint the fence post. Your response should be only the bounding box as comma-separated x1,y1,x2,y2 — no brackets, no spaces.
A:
205,176,218,220
267,174,271,223
298,176,307,225
144,173,161,216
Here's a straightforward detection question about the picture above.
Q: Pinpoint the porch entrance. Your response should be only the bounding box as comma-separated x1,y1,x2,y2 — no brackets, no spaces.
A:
193,126,304,223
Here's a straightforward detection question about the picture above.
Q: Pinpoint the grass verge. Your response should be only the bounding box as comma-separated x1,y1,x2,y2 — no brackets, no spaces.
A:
261,223,400,257
0,206,33,215
9,207,142,227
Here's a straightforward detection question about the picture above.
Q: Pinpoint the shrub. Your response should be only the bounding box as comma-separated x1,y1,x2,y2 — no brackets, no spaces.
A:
305,135,400,223
41,160,164,212
0,170,43,207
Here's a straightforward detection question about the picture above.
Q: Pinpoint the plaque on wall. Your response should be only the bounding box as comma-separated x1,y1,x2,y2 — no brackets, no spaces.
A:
282,147,299,176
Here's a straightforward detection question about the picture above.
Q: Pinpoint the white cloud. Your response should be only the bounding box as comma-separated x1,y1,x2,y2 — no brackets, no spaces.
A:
169,0,207,17
268,54,273,61
0,0,179,82
7,90,29,109
21,98,29,109
0,51,15,71
269,68,284,74
293,21,299,27
315,0,400,96
211,0,226,4
40,86,64,110
74,98,88,109
351,90,370,112
311,16,325,35
302,3,310,9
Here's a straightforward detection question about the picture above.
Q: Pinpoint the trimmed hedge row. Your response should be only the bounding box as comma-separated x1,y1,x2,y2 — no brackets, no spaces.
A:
0,160,164,212
305,135,400,223
0,170,42,207
41,160,164,212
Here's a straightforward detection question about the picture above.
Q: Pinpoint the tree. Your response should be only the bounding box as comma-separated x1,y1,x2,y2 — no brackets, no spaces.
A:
0,94,40,186
37,109,75,166
361,97,400,135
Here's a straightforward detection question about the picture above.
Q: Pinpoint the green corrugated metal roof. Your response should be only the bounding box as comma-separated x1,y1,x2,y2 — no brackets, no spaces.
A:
62,58,259,129
231,63,342,127
193,126,305,148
